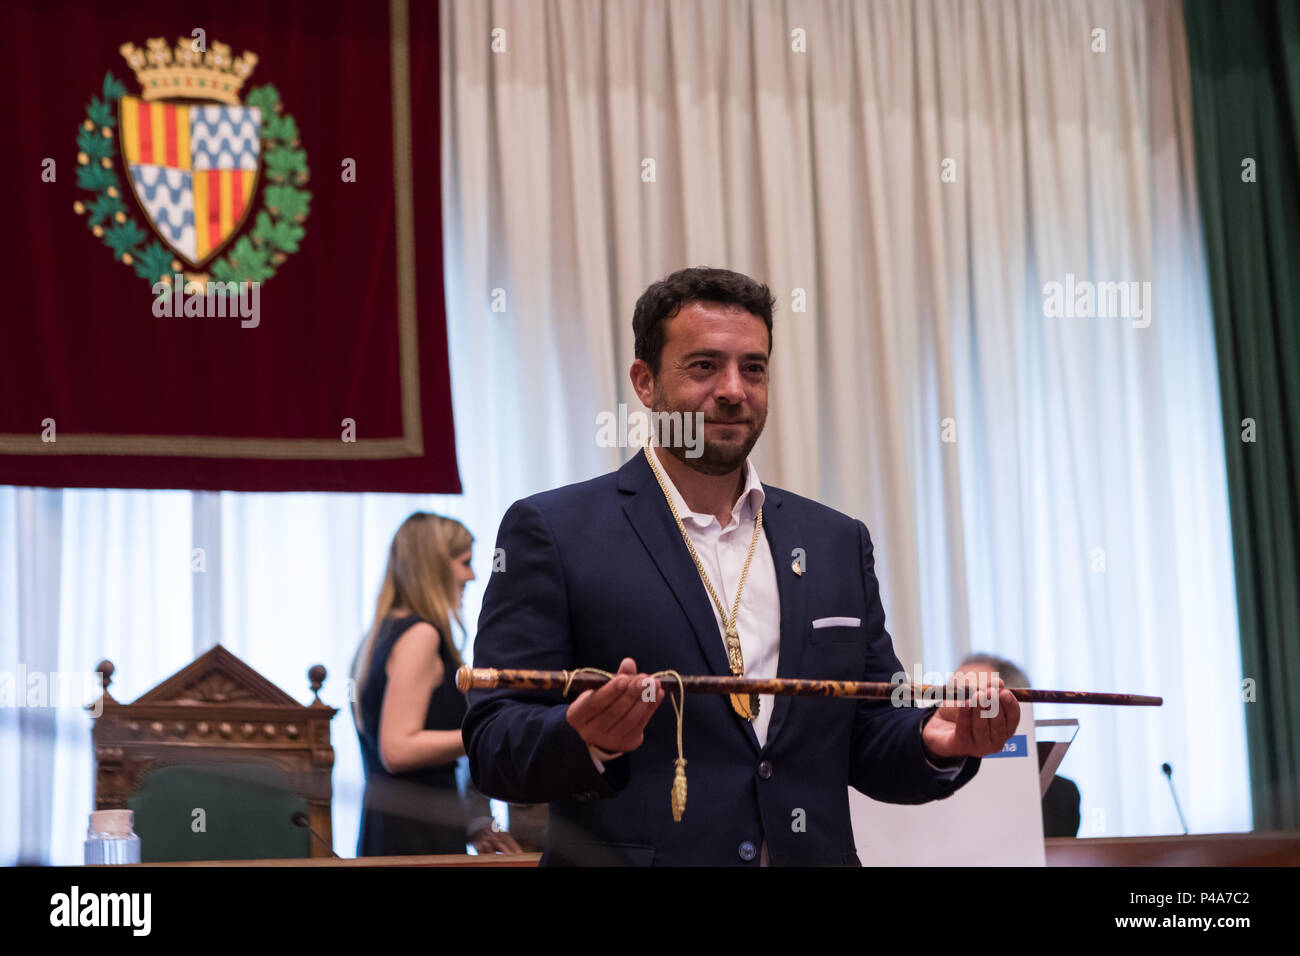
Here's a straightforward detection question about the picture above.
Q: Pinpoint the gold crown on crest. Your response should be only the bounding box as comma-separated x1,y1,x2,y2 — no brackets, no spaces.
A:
119,38,258,105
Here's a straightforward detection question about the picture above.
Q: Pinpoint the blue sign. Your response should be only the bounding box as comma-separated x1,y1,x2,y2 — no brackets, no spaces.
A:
983,734,1028,759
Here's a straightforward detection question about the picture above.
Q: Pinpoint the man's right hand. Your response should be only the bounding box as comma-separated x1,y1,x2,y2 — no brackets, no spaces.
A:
566,657,663,753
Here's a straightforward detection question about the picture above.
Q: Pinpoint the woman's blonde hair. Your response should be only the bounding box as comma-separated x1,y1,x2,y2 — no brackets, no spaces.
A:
351,512,474,728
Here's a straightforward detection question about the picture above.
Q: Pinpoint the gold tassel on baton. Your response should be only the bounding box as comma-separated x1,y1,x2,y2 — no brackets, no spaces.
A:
558,667,691,821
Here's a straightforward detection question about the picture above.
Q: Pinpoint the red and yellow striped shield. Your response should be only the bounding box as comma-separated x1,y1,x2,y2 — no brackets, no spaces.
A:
119,96,261,268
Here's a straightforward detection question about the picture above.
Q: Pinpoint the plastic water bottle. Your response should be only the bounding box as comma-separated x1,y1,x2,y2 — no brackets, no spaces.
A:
84,809,141,865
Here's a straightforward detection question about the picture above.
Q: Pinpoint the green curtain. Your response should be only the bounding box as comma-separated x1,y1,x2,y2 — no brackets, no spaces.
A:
1184,0,1300,831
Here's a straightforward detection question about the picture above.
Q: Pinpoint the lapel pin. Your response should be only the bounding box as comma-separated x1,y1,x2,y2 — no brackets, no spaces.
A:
792,560,803,576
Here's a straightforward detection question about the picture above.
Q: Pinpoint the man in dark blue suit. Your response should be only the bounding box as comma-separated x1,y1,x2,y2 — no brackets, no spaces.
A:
463,267,1019,865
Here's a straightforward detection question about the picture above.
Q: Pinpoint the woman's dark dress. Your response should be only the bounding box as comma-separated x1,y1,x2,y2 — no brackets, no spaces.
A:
356,615,469,856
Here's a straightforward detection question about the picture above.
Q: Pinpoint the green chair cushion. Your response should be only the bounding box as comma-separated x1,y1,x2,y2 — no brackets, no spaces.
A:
127,762,312,861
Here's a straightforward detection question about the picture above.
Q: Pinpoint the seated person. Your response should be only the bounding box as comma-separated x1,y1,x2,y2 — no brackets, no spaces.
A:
957,653,1081,838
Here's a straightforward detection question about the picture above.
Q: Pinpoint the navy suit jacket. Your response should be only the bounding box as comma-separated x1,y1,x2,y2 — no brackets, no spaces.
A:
463,451,980,865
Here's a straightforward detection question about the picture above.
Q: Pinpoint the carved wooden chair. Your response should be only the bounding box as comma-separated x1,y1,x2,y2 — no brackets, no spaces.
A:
90,644,337,861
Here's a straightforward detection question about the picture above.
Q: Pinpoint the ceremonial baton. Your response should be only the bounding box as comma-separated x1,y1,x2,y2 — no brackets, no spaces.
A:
457,666,1162,707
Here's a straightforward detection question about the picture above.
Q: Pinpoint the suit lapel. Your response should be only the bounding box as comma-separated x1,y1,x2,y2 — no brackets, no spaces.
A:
619,451,760,752
761,486,807,749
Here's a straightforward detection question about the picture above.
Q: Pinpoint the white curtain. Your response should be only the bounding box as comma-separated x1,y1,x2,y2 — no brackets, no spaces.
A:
439,0,1247,837
1,0,1248,864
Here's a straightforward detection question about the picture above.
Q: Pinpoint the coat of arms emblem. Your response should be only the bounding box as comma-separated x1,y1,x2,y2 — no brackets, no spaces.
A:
74,38,311,290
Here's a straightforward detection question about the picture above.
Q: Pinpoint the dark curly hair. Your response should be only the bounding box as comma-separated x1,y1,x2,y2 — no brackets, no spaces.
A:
632,267,776,375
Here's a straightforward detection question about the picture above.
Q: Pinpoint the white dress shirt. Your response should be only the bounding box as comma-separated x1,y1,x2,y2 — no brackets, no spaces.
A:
652,442,782,744
587,445,966,852
588,444,777,767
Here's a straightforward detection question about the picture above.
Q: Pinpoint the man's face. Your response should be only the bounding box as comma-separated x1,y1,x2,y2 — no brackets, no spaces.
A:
635,300,770,475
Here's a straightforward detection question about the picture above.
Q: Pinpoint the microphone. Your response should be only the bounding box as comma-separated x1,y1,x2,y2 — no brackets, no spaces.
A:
292,812,339,857
1161,763,1189,835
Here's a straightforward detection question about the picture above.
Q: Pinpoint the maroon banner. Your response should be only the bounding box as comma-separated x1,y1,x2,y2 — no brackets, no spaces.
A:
0,0,460,493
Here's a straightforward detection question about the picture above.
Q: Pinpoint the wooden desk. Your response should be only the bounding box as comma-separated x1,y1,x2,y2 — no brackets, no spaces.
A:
128,833,1300,866
1046,831,1300,866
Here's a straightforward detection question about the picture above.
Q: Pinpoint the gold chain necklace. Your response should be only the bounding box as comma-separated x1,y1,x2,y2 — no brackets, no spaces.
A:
644,444,762,722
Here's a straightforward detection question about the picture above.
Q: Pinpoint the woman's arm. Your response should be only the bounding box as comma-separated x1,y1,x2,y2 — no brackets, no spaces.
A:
377,622,466,773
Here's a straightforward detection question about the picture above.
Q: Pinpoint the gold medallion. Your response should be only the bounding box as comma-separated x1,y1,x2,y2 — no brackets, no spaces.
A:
645,444,762,723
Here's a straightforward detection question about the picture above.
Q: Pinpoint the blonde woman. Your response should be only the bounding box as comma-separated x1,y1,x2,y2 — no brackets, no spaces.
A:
352,512,520,856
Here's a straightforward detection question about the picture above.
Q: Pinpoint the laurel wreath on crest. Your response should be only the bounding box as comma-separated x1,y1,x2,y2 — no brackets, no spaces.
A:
74,71,312,290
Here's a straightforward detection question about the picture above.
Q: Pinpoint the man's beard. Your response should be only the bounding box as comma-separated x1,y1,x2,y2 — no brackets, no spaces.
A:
651,387,765,476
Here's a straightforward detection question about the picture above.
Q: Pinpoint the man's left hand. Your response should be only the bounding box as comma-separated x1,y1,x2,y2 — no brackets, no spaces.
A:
920,673,1020,760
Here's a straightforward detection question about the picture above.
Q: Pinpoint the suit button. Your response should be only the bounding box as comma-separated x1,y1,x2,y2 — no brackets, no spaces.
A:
757,760,773,779
738,841,757,862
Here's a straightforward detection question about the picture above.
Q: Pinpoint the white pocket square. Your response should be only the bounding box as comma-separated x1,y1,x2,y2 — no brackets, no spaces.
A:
812,616,861,629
